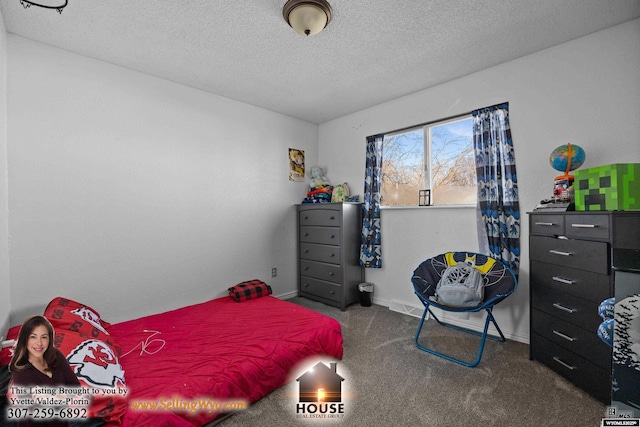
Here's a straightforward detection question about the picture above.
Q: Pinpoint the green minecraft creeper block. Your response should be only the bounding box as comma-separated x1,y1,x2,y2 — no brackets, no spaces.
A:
574,163,640,211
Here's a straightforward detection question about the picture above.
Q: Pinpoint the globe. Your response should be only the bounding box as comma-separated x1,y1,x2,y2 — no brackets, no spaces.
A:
549,144,586,174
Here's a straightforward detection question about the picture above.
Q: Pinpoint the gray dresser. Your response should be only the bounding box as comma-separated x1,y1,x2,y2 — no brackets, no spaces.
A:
297,203,364,310
528,211,640,403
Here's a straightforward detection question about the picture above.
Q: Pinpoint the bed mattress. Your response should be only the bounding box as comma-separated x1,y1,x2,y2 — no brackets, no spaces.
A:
107,296,343,426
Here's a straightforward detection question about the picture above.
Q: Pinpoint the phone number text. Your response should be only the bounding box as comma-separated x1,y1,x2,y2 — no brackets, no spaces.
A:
6,407,88,420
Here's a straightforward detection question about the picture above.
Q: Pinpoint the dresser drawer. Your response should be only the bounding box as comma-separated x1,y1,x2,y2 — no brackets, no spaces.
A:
565,214,611,240
531,309,611,369
530,260,611,303
531,285,602,331
300,259,342,284
531,334,610,403
300,226,341,245
530,214,565,236
300,242,341,264
299,208,341,227
529,235,609,274
300,276,341,303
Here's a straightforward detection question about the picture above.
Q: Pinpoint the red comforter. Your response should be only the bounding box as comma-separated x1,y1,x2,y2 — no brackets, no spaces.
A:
107,296,343,426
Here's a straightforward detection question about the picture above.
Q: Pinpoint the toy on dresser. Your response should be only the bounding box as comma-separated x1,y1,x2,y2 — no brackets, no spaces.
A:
534,143,585,211
302,166,333,203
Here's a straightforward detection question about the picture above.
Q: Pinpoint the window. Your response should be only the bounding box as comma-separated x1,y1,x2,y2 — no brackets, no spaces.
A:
381,116,476,206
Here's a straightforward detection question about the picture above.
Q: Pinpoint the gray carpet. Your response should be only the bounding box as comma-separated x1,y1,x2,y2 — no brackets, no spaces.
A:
219,298,606,426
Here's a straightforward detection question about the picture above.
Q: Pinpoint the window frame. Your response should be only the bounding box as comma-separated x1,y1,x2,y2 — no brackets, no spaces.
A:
380,113,475,208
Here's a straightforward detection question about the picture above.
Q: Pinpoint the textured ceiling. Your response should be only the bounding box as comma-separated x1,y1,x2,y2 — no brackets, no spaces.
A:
1,0,639,124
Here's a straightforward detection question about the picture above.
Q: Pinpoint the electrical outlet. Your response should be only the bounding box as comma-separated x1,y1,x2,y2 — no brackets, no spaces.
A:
271,268,277,277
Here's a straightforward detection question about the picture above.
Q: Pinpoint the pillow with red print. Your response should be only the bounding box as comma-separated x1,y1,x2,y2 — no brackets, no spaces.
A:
0,325,21,366
44,297,112,337
55,329,127,425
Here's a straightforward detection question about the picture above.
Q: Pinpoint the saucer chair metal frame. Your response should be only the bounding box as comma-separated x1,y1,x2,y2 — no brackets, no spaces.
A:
412,252,518,367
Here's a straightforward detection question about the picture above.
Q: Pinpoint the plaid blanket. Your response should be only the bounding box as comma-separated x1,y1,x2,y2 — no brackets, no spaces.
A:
229,280,272,302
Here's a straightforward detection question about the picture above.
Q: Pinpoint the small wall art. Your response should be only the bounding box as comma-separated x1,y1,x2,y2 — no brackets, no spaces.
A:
289,148,305,182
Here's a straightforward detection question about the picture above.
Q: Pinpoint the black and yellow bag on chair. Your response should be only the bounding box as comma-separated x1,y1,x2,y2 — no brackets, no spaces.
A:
432,262,484,308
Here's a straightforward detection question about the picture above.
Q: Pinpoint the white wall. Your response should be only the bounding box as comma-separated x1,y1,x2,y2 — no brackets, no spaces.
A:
0,10,10,335
7,36,317,324
319,18,640,342
4,18,639,343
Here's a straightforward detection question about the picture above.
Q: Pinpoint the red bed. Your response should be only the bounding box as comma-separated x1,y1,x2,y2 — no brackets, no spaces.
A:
2,294,343,426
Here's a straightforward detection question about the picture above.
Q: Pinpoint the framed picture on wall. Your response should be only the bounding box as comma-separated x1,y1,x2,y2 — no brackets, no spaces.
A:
289,148,305,182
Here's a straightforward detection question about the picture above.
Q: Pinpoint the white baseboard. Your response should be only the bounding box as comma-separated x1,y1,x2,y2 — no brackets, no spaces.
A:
387,299,530,344
277,290,300,300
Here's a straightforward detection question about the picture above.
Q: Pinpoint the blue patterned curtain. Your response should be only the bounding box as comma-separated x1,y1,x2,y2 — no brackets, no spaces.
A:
472,103,520,275
360,134,383,268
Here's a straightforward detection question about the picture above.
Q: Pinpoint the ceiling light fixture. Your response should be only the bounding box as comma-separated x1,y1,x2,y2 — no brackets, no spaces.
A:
19,0,68,14
283,0,332,37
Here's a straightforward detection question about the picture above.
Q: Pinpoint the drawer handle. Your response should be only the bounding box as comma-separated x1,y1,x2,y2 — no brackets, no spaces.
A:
552,330,576,342
330,235,336,239
303,233,309,237
571,223,597,228
329,253,335,257
303,267,309,271
303,249,310,254
534,222,555,226
303,283,309,287
553,303,576,314
329,290,335,294
328,272,334,276
330,216,336,220
552,357,576,371
552,276,575,285
549,250,572,256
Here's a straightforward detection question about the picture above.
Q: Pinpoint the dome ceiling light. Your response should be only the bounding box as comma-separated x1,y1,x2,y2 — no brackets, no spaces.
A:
283,0,333,37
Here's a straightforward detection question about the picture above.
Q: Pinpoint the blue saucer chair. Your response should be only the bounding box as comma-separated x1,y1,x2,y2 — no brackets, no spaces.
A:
412,251,518,367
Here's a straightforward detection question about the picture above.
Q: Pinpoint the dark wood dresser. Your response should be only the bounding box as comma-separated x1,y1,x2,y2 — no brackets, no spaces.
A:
297,203,364,310
528,211,640,403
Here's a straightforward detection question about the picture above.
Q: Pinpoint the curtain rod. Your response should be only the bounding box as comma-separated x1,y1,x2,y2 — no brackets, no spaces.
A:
375,102,509,137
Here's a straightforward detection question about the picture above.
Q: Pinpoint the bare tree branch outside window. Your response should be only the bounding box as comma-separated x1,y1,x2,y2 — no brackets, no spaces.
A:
381,117,476,206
